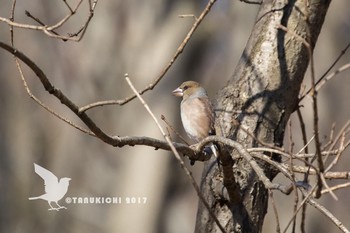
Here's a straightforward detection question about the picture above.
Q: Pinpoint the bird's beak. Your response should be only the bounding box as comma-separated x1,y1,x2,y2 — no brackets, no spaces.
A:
172,87,183,97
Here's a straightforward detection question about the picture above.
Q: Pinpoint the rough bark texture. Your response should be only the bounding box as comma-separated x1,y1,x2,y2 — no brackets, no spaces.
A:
195,0,331,232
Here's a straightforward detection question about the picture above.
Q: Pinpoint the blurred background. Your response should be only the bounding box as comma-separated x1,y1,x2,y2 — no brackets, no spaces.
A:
0,0,349,232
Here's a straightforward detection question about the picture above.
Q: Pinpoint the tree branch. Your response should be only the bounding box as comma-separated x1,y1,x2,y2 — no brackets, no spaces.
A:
79,0,218,112
0,41,210,161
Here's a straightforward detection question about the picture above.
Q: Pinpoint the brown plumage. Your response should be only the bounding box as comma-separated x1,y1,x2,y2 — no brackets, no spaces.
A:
173,81,217,157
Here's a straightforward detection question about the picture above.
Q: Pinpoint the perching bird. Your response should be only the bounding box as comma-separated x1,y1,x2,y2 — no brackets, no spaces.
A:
172,81,218,158
28,163,71,211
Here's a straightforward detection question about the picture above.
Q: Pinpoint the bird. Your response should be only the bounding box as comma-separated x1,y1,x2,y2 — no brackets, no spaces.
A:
28,163,71,211
172,81,218,158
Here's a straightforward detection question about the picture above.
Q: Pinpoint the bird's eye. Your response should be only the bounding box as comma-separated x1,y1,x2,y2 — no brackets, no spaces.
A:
183,86,189,90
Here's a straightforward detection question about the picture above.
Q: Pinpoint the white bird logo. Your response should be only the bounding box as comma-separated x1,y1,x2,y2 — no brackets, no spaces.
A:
28,163,71,211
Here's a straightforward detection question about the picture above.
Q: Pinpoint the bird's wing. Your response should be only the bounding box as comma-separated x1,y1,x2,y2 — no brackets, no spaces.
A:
33,163,59,193
198,97,215,133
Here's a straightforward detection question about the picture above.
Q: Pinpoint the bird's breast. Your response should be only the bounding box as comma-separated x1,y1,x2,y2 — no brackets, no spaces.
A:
180,98,213,142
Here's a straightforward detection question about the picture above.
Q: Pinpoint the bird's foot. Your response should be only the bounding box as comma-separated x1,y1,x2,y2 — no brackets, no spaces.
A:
189,144,210,155
58,206,67,210
48,207,59,211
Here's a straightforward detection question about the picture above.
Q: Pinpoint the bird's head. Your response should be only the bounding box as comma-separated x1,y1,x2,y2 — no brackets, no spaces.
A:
60,177,71,184
172,81,206,100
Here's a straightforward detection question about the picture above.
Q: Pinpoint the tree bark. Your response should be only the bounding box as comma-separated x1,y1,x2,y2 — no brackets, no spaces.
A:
195,0,331,232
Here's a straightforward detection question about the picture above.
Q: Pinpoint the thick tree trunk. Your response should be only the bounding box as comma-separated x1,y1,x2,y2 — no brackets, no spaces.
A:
195,0,331,232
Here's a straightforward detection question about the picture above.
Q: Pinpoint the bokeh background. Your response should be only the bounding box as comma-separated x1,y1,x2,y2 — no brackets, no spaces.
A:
0,0,349,232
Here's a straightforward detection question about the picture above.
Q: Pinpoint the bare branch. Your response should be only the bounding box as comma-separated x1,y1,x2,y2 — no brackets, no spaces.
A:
161,115,190,146
287,120,298,233
0,41,208,160
284,165,350,180
79,0,218,112
62,0,74,13
322,182,350,195
25,10,67,42
283,185,316,233
300,188,350,233
239,0,262,4
325,131,346,172
194,136,293,194
269,190,281,233
315,63,350,93
15,58,94,136
300,42,350,100
9,0,16,45
0,0,98,41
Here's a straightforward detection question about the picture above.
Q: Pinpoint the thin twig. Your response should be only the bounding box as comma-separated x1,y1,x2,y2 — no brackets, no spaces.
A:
0,0,97,42
296,109,308,157
325,131,346,172
288,119,294,154
62,0,74,13
295,150,348,158
302,189,350,233
45,0,83,31
296,135,315,155
328,120,350,152
320,173,338,201
14,59,95,136
67,0,97,40
178,14,197,20
160,114,190,146
9,0,16,46
301,192,307,233
25,10,67,42
248,147,317,170
283,164,350,180
269,190,281,233
315,63,350,93
300,42,350,101
239,0,262,4
283,185,316,233
322,122,336,151
322,182,350,194
288,119,298,233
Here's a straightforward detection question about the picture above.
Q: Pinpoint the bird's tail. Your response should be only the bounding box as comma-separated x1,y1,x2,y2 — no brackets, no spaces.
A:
28,196,40,200
210,143,218,158
203,143,219,158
